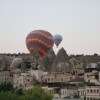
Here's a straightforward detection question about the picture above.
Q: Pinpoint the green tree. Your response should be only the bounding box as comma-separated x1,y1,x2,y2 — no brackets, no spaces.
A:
78,82,85,87
0,91,18,100
84,82,96,86
25,86,53,100
0,86,53,100
0,82,14,92
16,88,23,95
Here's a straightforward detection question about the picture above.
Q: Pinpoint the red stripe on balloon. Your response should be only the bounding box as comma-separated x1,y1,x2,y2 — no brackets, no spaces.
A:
26,38,53,48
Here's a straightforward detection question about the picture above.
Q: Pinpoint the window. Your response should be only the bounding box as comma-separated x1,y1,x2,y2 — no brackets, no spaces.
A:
90,97,92,100
97,89,99,93
73,71,75,74
87,97,89,100
61,78,63,81
91,89,92,93
87,90,89,93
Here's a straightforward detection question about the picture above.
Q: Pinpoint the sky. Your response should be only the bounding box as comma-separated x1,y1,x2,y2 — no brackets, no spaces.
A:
0,0,100,55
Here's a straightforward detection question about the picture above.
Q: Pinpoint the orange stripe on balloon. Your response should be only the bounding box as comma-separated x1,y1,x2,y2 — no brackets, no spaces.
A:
30,31,53,40
38,49,47,56
26,38,53,48
29,47,47,56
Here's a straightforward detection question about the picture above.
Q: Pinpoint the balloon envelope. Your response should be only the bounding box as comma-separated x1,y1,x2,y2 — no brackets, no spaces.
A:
54,34,62,47
26,30,54,59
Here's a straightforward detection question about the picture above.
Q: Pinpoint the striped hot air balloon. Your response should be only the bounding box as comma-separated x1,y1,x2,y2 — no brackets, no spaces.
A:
26,30,54,59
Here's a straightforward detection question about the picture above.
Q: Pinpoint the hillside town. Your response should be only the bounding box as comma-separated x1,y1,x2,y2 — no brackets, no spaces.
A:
0,48,100,100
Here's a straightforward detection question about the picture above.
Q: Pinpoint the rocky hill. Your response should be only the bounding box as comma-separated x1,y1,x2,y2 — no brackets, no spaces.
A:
51,47,69,71
0,50,100,72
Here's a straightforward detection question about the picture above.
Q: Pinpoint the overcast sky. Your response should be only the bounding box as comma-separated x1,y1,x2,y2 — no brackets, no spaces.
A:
0,0,100,55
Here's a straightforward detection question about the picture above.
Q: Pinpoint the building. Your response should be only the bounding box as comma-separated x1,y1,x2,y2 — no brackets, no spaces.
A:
48,87,60,98
69,77,84,86
71,64,84,75
67,75,76,82
44,73,69,83
13,72,34,90
85,86,100,100
55,62,70,73
84,68,100,85
0,71,12,84
78,87,85,99
60,87,78,98
28,69,44,82
86,63,97,69
44,86,78,99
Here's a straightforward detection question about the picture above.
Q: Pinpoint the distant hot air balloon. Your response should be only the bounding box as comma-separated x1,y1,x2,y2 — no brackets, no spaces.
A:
26,30,54,59
53,34,62,47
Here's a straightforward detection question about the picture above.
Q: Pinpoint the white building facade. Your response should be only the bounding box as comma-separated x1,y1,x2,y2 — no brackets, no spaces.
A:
28,69,44,82
85,86,100,100
13,72,34,90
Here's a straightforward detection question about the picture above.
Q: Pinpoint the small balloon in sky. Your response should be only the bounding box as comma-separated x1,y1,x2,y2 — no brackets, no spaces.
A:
53,34,62,48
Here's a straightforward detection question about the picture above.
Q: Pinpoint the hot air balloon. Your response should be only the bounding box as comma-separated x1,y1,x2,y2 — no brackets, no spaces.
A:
26,30,54,59
53,34,62,47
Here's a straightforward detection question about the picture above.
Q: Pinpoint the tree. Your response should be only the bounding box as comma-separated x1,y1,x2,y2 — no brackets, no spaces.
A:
94,53,98,56
25,86,53,100
84,82,96,86
0,82,14,92
16,88,23,95
78,82,85,87
0,91,18,100
0,86,53,100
